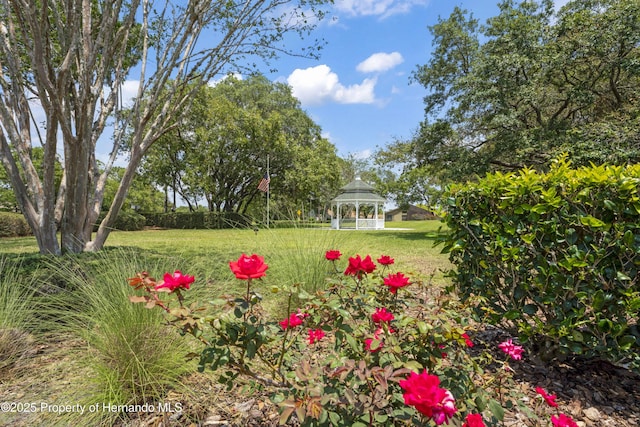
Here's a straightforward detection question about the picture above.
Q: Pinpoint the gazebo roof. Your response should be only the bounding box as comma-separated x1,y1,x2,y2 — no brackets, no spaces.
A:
331,177,386,203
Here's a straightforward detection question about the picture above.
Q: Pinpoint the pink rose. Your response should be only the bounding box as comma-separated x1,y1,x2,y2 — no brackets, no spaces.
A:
399,370,457,425
154,270,194,292
498,338,524,360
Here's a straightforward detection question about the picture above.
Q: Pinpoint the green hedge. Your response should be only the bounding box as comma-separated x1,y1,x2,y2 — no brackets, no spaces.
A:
143,212,251,229
441,158,640,369
94,211,147,232
0,212,32,237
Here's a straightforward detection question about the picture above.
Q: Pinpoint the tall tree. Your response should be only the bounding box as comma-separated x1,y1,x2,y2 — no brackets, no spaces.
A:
387,0,640,185
0,0,330,254
141,75,342,216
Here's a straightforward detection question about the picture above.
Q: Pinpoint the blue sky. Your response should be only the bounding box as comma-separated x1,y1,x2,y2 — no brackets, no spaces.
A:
266,0,569,160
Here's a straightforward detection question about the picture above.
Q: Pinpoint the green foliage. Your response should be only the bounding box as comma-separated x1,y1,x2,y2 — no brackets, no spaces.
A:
132,252,531,426
102,167,165,213
441,158,640,369
141,75,342,215
143,211,251,229
0,212,32,237
380,0,640,187
94,210,147,231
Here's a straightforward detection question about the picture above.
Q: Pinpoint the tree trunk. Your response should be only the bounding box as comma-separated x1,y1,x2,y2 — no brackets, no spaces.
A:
89,149,144,251
61,141,91,253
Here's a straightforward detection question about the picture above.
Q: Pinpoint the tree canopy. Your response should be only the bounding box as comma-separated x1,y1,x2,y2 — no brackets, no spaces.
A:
0,0,331,254
376,0,640,192
140,75,342,217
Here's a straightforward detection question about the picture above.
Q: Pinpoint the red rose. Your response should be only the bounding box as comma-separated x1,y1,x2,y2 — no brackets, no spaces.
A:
535,387,558,408
280,311,307,330
551,414,579,427
154,270,194,292
463,413,486,427
360,255,376,273
371,307,394,324
325,250,342,261
377,255,394,265
229,253,268,280
461,333,474,348
344,254,376,278
383,272,411,294
307,329,325,344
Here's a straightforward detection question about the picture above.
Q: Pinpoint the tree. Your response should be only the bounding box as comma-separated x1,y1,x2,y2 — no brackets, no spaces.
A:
141,75,342,217
102,166,164,213
0,0,331,254
397,0,640,183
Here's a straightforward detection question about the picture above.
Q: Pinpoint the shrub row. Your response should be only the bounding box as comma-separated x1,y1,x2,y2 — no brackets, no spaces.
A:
143,211,251,229
0,212,32,237
441,158,640,370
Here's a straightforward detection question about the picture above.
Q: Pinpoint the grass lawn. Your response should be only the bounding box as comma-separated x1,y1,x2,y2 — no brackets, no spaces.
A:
0,220,453,426
0,220,451,300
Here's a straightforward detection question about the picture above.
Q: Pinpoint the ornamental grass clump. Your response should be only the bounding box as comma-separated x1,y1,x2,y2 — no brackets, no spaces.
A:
0,256,40,377
49,250,193,425
130,250,578,426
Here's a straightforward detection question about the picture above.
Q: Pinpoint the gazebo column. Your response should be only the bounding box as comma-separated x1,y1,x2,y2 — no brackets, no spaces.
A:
355,202,360,230
375,203,379,229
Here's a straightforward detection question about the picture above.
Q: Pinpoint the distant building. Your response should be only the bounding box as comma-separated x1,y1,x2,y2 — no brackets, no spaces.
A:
385,205,438,222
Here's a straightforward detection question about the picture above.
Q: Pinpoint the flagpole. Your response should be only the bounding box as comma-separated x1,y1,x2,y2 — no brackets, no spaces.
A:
266,155,270,229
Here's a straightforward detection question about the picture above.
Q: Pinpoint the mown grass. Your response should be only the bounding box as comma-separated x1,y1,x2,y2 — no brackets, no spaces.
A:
0,221,451,426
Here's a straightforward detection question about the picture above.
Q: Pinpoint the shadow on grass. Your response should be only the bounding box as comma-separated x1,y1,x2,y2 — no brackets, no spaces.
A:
390,229,450,242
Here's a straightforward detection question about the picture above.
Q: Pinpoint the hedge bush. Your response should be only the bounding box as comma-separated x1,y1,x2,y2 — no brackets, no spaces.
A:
143,211,251,229
0,212,32,237
93,211,146,232
441,158,640,370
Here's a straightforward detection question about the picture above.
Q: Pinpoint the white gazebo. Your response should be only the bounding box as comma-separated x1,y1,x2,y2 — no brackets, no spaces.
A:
330,177,386,230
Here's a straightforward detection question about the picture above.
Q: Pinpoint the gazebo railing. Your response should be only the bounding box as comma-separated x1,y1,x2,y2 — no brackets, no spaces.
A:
331,218,385,230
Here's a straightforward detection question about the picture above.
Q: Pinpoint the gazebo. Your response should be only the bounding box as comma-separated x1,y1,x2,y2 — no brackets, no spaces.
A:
330,177,386,230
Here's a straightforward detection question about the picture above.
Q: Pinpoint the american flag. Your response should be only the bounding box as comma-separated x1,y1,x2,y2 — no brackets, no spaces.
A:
257,174,270,192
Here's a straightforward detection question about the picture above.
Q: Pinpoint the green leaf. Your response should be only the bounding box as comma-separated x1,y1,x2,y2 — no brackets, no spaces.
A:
488,399,505,421
618,335,637,351
345,334,360,352
616,271,632,281
572,330,584,343
579,215,606,229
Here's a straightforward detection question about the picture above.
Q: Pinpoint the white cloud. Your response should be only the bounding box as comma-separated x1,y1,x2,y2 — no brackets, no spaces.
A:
287,65,376,106
334,0,429,19
357,52,404,73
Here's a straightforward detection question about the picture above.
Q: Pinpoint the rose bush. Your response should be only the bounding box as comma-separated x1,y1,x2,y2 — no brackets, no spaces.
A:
129,251,579,426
